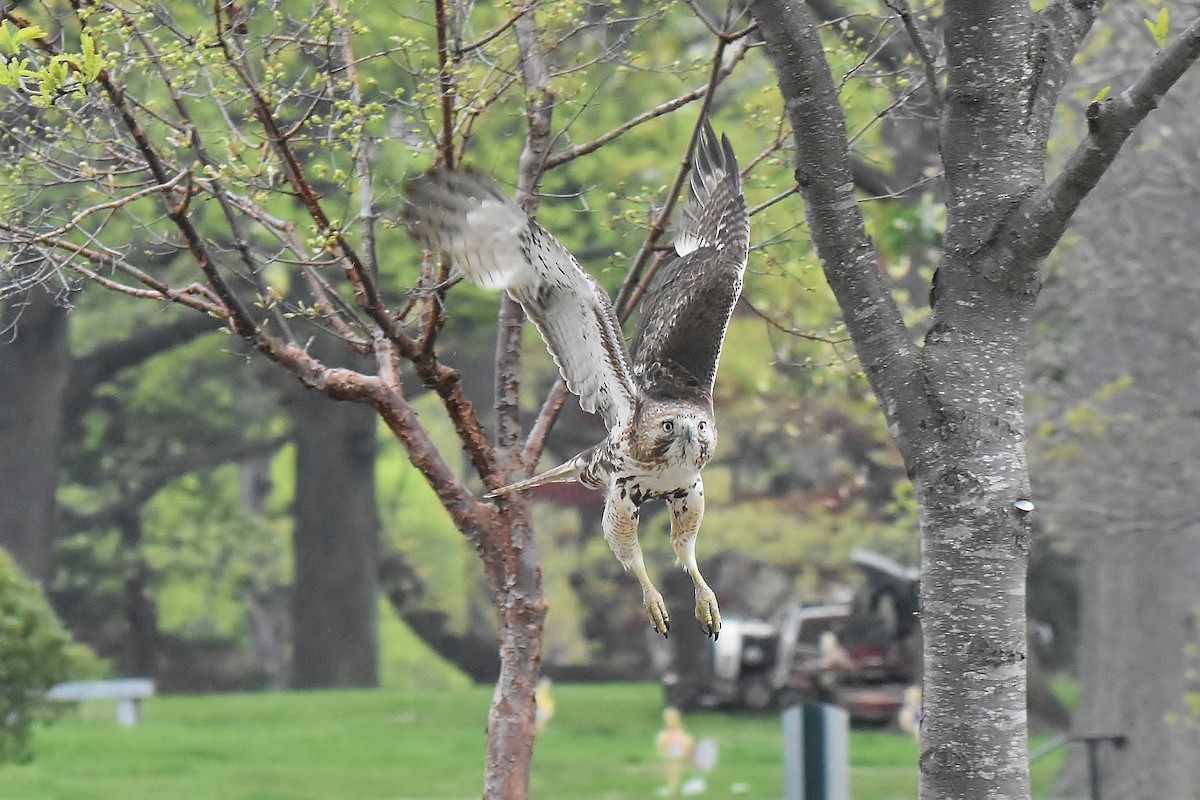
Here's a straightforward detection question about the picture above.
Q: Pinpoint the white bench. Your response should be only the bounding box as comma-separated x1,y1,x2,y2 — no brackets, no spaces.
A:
45,678,156,727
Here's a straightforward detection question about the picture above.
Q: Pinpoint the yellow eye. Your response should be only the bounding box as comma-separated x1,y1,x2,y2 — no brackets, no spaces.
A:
661,420,674,433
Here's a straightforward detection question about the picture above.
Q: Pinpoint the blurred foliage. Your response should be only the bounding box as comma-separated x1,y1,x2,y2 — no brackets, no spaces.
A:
0,549,106,763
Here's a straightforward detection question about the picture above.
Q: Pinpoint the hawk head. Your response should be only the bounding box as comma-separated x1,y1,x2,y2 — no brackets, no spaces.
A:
633,397,716,469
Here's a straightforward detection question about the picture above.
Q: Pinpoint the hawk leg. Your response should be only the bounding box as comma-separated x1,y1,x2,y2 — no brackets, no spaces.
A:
667,479,721,639
603,490,670,636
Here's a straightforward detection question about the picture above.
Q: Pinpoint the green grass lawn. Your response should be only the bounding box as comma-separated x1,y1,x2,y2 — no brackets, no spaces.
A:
0,683,1065,799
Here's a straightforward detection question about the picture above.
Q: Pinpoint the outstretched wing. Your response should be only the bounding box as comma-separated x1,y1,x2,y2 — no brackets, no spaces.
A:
404,169,637,432
632,123,749,403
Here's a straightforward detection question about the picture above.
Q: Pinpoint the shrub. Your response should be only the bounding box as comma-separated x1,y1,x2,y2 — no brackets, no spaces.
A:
0,549,104,763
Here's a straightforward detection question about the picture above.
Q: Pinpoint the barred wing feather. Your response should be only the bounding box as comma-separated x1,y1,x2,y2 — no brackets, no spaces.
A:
632,123,749,403
404,169,638,432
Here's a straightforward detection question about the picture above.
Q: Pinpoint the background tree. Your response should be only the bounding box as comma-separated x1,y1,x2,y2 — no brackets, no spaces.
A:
1031,3,1200,794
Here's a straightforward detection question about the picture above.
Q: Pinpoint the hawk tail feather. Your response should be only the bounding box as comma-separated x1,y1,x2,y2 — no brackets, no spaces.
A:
485,454,589,498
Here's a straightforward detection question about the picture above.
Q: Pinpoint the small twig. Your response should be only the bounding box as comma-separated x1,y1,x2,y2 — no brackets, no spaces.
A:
458,7,528,54
847,75,928,147
212,8,409,352
332,0,379,285
742,296,851,345
0,220,225,315
748,185,798,217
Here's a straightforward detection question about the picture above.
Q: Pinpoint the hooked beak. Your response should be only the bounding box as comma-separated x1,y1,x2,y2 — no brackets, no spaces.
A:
683,424,695,444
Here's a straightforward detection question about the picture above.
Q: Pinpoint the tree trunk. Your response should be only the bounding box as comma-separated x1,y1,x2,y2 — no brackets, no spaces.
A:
0,289,71,584
290,355,380,689
915,318,1034,799
116,508,160,677
746,2,1046,797
481,511,547,800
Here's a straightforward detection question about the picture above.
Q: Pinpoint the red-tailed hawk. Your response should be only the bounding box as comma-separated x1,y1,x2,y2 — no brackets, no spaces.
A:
404,123,748,638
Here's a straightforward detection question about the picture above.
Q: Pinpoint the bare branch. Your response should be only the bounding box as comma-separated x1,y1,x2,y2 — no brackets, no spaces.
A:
459,7,528,54
20,5,267,345
123,14,297,344
0,223,225,315
434,0,457,167
976,12,1200,282
742,296,851,346
806,0,910,71
332,0,380,282
882,0,943,115
498,2,556,464
1027,0,1105,140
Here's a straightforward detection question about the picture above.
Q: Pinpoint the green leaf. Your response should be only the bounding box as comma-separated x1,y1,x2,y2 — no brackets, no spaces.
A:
1092,85,1111,103
0,22,44,55
1144,8,1170,49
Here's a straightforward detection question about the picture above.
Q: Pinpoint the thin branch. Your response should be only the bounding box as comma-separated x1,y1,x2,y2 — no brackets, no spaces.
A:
0,219,224,314
500,3,555,464
742,296,851,346
434,0,457,167
1026,0,1105,140
125,13,297,343
748,185,798,217
882,0,943,115
332,0,380,282
806,0,911,72
28,5,267,345
459,7,528,54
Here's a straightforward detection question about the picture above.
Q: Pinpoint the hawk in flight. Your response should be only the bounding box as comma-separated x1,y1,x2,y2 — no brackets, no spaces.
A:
404,123,748,639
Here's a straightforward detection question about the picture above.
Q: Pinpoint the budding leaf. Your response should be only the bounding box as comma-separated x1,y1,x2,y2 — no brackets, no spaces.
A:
1144,8,1170,49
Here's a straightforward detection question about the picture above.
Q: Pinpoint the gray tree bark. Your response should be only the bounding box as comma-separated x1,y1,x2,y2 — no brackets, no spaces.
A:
0,289,70,583
745,1,1200,797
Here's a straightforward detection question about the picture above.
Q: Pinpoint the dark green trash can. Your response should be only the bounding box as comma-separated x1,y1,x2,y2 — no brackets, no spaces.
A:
781,703,849,800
